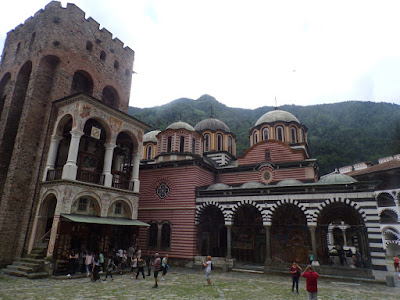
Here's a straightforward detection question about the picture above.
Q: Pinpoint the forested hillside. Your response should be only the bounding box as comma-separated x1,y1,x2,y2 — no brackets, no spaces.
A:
129,95,400,175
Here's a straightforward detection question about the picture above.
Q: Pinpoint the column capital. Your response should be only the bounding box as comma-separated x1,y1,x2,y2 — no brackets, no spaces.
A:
70,129,84,138
104,142,117,150
51,134,64,142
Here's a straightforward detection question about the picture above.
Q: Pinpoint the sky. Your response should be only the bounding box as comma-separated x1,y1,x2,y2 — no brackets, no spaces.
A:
2,0,400,109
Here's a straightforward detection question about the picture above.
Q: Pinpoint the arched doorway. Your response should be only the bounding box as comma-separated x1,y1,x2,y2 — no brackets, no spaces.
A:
317,202,370,267
198,205,226,257
36,194,57,246
271,203,310,263
232,204,264,263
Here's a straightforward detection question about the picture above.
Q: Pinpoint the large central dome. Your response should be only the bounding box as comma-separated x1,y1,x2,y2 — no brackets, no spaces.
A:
194,117,230,132
167,121,195,131
255,109,300,126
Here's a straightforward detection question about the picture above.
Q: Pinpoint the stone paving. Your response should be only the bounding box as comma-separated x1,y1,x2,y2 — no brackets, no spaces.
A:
0,267,399,300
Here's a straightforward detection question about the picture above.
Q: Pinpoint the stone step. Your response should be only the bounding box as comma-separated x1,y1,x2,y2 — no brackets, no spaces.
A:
6,264,35,273
26,272,49,279
15,261,41,269
3,268,48,279
20,257,45,264
31,248,46,255
27,253,46,259
3,269,27,277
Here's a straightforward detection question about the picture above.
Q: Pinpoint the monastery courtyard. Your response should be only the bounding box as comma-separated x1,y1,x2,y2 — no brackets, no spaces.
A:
1,267,399,300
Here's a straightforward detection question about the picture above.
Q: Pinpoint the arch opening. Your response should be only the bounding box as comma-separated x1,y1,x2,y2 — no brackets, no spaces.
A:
198,205,226,257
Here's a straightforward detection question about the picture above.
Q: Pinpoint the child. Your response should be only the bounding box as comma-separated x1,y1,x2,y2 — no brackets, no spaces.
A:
203,256,212,285
130,255,138,279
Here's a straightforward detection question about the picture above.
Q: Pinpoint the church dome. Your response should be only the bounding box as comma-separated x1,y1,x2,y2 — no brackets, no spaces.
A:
143,130,161,143
194,118,231,132
207,183,231,191
240,182,266,189
167,121,195,131
318,173,357,184
255,109,300,126
276,179,304,186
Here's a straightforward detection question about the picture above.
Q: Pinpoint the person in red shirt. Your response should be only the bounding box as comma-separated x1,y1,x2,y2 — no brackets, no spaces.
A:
393,256,399,272
301,265,319,300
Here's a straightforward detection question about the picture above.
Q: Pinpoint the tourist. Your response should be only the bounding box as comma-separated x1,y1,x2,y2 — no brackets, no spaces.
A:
301,265,319,300
289,261,302,294
92,254,101,282
85,251,93,277
146,251,153,276
152,253,161,288
161,254,169,280
351,255,357,268
130,255,138,279
203,256,212,285
128,244,135,263
136,255,146,279
76,249,84,274
308,250,313,265
99,251,104,273
393,256,399,272
103,254,117,281
67,249,78,277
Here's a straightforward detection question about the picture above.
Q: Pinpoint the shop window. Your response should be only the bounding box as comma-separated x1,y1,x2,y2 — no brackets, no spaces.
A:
161,223,171,248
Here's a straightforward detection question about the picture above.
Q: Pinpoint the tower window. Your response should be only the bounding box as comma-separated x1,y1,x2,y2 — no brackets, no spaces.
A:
217,134,223,151
114,60,119,69
291,127,297,143
253,131,259,144
167,136,172,152
228,136,233,154
262,127,269,140
86,41,93,52
100,51,106,60
204,134,210,152
265,150,271,161
276,126,284,142
192,138,196,154
146,145,153,160
180,136,185,152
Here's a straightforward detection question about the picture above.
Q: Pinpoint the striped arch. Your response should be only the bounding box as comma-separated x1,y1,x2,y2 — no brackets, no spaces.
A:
268,198,310,224
385,240,400,247
379,208,399,224
195,202,227,224
311,197,367,224
230,200,267,223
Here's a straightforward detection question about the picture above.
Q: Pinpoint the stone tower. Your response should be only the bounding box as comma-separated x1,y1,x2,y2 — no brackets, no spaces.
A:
0,1,136,266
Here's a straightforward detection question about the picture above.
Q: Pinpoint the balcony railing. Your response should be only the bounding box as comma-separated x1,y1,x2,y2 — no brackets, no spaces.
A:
76,170,102,185
46,168,63,181
112,177,134,191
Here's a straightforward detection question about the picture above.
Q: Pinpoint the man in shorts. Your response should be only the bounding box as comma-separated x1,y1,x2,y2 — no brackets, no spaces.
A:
152,253,161,288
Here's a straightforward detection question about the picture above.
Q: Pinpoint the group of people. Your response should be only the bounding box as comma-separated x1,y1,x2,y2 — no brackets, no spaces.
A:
290,262,319,300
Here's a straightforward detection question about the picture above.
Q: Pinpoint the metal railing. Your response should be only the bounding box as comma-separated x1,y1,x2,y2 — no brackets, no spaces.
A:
46,168,63,181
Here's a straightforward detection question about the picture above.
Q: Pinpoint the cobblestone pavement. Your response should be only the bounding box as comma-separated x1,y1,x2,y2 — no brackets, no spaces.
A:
0,267,399,300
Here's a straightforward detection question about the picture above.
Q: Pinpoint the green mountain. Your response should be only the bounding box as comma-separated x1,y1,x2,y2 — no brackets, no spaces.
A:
129,95,400,175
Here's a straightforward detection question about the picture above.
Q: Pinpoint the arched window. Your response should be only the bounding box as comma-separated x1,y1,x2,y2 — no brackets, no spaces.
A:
71,70,93,95
276,126,284,142
228,136,233,154
204,134,210,152
380,210,398,224
253,131,259,144
148,223,158,248
265,150,271,161
217,134,223,151
102,86,120,108
290,127,297,143
167,136,172,152
262,127,269,140
180,136,185,152
161,223,171,248
146,145,153,160
300,129,305,142
192,138,196,154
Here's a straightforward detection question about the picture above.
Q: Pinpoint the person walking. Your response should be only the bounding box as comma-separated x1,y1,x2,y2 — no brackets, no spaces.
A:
146,251,153,276
136,256,146,279
301,265,319,300
103,254,116,281
67,250,78,277
130,255,138,279
203,255,212,285
92,254,101,282
290,261,302,294
85,251,93,277
393,256,399,272
152,253,161,288
99,251,104,273
161,254,169,281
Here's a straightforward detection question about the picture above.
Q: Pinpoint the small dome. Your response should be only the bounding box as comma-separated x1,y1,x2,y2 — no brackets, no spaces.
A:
143,130,161,143
276,179,304,186
240,182,266,189
207,183,231,191
194,118,230,132
255,109,300,126
167,121,195,131
318,173,358,184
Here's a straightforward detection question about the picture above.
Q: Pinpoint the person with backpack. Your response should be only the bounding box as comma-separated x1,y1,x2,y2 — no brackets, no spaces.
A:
203,255,212,285
103,254,117,281
289,261,302,294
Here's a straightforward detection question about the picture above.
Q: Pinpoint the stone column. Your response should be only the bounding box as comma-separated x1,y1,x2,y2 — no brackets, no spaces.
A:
309,225,320,266
130,153,141,192
62,130,84,180
102,143,116,187
264,225,272,264
46,215,61,258
43,135,63,181
226,224,232,258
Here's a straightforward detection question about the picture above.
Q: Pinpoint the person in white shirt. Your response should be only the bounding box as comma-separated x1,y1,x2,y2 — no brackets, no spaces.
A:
203,255,212,285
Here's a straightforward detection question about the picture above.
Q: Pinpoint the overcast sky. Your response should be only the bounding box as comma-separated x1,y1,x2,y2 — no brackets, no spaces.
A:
2,0,400,109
